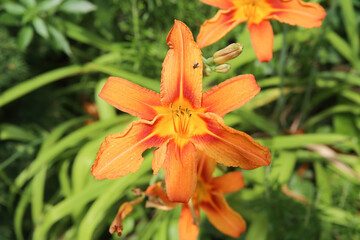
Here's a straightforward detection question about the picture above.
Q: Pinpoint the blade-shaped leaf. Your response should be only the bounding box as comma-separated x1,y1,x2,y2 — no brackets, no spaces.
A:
38,0,63,12
32,17,49,39
3,2,26,15
48,25,71,55
59,1,97,14
17,25,34,50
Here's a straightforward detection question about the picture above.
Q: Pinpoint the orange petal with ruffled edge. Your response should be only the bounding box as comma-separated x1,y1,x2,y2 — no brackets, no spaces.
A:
99,77,161,120
164,140,197,203
160,20,203,108
91,117,167,179
179,204,200,240
248,20,274,62
268,0,326,28
200,194,246,238
212,171,245,194
199,0,233,9
191,112,271,170
197,8,246,49
202,74,260,117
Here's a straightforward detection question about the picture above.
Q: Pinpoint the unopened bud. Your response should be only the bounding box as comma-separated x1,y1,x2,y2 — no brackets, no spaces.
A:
203,65,212,77
215,63,231,74
213,43,244,64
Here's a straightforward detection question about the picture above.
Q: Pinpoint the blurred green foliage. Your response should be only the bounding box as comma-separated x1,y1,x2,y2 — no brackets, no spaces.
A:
0,0,359,239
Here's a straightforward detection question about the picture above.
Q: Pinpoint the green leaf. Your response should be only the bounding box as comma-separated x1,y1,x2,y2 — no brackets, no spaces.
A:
17,25,34,50
314,162,332,205
20,0,36,8
326,30,353,63
245,214,269,240
38,0,63,12
48,25,71,55
305,105,360,128
237,109,279,136
268,151,297,186
32,17,49,39
59,0,97,14
0,65,86,107
95,79,116,121
31,167,47,223
60,19,120,51
0,13,21,26
317,204,360,229
89,63,159,91
258,134,350,150
3,2,26,15
340,0,359,58
76,156,152,240
14,116,129,189
59,160,72,197
0,124,35,142
14,186,31,240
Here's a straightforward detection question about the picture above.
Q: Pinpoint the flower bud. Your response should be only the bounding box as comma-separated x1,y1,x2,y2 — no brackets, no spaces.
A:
203,65,212,77
213,43,244,64
215,63,231,74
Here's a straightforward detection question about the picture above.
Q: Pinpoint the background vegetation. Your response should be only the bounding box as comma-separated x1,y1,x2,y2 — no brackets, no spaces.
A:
0,0,359,239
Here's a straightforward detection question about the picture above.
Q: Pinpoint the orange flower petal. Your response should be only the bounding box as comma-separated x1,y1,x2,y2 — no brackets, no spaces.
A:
99,77,161,120
199,0,233,9
197,8,246,49
152,139,170,175
200,194,246,238
211,171,245,194
202,74,260,117
164,140,197,203
268,0,326,28
145,182,175,205
248,20,274,62
197,151,216,182
179,204,200,240
91,117,167,179
161,20,203,108
191,113,271,170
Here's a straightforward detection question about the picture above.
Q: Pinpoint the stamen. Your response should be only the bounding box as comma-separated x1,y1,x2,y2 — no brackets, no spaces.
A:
171,105,192,135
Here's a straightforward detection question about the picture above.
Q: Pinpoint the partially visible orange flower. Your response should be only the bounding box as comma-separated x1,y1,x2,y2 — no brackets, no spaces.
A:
197,0,326,62
146,152,246,239
91,20,271,203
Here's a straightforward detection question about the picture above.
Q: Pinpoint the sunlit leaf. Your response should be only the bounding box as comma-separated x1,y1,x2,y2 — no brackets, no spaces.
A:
17,25,34,50
59,0,97,14
48,25,71,55
32,17,49,39
3,2,26,15
37,0,63,12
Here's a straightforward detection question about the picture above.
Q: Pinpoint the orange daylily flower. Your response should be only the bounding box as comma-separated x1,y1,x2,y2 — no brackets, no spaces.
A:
146,153,246,239
91,20,271,203
197,0,326,62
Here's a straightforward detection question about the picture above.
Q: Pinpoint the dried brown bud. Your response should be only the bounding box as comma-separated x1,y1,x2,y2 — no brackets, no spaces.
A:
109,197,143,236
213,43,244,64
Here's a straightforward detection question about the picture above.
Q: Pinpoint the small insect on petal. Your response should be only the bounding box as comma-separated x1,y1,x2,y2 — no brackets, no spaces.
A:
193,61,200,69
